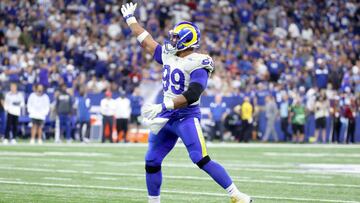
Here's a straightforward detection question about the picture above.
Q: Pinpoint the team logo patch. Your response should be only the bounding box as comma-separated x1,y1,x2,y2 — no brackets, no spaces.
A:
202,59,210,65
202,58,214,67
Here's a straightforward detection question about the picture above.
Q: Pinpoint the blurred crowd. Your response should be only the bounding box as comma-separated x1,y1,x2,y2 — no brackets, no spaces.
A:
0,82,144,143
0,0,359,143
208,93,359,144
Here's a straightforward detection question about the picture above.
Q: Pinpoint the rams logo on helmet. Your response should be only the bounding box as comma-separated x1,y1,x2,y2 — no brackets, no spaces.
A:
165,21,201,53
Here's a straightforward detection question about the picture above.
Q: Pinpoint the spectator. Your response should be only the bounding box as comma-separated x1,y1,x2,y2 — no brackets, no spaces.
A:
315,59,329,89
240,97,253,142
224,105,242,142
331,97,341,143
87,75,100,93
5,23,21,52
305,87,317,137
209,95,228,142
3,82,24,144
55,84,73,143
280,93,291,142
314,95,329,143
266,54,284,82
0,86,5,138
344,99,356,144
74,87,91,143
27,84,50,144
107,18,122,39
130,87,143,136
62,64,77,88
262,95,279,142
290,98,306,143
6,55,22,83
115,91,131,143
100,90,115,143
21,62,36,94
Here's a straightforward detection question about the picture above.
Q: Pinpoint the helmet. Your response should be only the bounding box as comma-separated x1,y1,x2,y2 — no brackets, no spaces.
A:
165,21,201,53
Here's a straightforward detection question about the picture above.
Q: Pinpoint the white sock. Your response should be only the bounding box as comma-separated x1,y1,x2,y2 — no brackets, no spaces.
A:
226,183,240,197
148,195,160,203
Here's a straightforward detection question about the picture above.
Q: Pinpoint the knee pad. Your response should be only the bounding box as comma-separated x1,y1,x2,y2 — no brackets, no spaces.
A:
145,164,161,174
196,155,211,169
145,150,163,166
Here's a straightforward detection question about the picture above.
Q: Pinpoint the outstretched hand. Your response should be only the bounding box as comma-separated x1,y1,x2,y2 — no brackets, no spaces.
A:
121,2,137,19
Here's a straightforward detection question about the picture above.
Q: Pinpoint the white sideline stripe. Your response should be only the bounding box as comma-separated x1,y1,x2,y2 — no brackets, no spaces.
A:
304,175,333,179
2,154,360,176
0,156,296,169
93,177,118,181
1,143,360,149
0,166,358,189
264,152,360,158
0,178,21,181
164,163,360,176
299,164,360,174
72,163,93,167
0,151,112,157
1,156,359,177
0,156,359,178
43,177,72,181
0,180,358,203
264,175,293,180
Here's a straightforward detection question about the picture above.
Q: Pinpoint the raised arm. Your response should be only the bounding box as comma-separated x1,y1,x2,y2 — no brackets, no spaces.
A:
121,2,159,55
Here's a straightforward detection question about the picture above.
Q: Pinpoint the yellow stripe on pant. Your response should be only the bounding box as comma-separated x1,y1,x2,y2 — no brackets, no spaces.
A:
193,118,208,157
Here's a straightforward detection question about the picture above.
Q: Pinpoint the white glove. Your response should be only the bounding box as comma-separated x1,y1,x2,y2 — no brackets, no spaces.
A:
141,104,164,120
121,2,138,25
142,117,169,134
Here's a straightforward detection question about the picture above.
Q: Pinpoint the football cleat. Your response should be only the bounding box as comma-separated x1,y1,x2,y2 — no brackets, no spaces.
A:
230,192,252,203
2,139,9,144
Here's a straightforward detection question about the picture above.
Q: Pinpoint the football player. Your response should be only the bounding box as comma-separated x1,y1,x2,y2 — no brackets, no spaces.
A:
121,2,252,203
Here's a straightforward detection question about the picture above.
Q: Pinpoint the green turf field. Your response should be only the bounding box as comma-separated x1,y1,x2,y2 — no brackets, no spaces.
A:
0,143,359,203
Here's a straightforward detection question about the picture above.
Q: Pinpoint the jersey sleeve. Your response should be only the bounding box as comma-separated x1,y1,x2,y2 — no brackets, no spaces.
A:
153,45,163,64
189,68,209,89
187,54,215,74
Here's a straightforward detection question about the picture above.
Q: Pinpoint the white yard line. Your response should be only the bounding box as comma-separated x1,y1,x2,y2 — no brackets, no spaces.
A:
72,163,94,167
0,166,358,189
0,156,296,169
304,175,333,179
264,152,360,158
0,177,21,181
1,155,359,177
264,175,293,180
232,167,357,176
1,143,360,149
93,177,118,181
0,151,112,157
43,177,72,181
0,179,358,203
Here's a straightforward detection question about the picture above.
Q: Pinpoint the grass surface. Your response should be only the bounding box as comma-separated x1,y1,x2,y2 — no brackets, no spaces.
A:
0,143,359,203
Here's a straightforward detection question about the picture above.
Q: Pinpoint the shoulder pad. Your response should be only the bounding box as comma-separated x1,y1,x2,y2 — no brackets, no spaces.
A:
187,53,215,74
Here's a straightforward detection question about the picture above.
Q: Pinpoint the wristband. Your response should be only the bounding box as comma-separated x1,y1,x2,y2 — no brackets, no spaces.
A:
137,31,149,44
162,100,174,111
125,14,137,25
